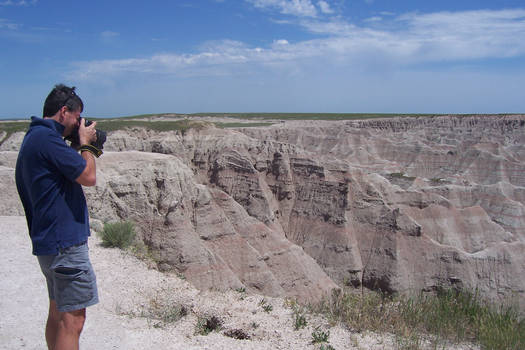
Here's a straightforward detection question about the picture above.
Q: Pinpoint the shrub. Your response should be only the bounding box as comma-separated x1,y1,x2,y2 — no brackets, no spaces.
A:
99,221,136,249
195,315,223,336
311,326,330,344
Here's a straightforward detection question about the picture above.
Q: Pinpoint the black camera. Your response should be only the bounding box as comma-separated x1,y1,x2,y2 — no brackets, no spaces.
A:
65,119,107,150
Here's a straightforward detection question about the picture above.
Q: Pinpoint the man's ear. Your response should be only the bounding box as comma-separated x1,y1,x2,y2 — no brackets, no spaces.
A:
57,106,67,123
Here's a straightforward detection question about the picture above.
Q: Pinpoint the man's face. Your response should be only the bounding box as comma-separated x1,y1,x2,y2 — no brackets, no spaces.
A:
61,107,81,137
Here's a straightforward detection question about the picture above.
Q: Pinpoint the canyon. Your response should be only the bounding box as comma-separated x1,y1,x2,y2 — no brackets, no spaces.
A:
1,115,524,308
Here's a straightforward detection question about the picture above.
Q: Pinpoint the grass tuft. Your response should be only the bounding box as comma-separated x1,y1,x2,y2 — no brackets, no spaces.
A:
259,298,273,313
116,287,188,329
99,221,136,249
293,310,308,330
146,298,188,328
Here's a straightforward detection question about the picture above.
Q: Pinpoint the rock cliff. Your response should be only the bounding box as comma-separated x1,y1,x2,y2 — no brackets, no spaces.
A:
2,115,524,306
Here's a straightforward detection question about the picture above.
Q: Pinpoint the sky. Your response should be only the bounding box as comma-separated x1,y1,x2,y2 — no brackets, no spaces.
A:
1,0,525,119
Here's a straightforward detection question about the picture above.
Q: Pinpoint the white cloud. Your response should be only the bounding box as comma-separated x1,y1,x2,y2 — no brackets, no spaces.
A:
299,19,357,35
380,11,395,16
300,9,525,62
101,30,119,39
397,9,525,60
274,39,289,45
317,1,333,14
0,18,19,30
248,0,318,17
100,30,119,44
70,9,525,80
0,0,37,6
364,16,382,22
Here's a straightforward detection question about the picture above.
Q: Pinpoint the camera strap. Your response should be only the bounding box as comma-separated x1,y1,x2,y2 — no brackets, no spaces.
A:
79,144,103,158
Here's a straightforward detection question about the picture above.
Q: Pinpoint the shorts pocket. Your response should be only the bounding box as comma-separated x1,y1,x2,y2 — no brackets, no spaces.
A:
54,266,84,277
54,266,94,308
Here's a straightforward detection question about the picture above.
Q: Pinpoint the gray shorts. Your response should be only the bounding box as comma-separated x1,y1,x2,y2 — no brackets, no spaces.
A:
37,242,99,312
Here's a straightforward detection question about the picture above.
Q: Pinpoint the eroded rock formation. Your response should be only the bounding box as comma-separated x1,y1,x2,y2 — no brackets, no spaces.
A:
2,115,524,306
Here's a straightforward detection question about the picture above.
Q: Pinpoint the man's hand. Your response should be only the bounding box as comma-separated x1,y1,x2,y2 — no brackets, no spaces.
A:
76,119,98,186
78,118,97,145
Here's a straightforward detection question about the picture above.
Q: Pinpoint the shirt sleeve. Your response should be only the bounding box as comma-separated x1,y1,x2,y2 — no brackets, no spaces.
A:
43,133,87,182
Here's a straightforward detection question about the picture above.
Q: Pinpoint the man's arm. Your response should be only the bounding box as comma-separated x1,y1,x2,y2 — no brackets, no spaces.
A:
76,151,96,186
75,118,97,186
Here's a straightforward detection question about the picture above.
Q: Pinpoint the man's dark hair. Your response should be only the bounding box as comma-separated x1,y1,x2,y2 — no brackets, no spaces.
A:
43,84,84,117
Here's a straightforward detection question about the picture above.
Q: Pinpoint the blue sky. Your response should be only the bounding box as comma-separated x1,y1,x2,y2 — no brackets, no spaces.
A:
1,0,525,118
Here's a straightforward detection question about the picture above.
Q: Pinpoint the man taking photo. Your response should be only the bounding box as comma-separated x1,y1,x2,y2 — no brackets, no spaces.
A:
15,84,100,350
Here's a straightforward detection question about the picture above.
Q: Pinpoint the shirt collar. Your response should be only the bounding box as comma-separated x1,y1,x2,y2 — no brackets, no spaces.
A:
30,116,65,136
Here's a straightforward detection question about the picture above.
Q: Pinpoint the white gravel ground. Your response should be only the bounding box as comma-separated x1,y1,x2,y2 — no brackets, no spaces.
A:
0,216,478,350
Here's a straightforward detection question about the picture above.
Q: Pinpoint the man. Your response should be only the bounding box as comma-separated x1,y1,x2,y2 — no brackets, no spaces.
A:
15,84,100,350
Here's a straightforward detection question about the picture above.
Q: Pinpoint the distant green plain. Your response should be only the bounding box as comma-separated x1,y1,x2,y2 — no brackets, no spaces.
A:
0,113,516,142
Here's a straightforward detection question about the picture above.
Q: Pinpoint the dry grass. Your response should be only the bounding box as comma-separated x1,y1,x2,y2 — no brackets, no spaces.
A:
312,288,524,350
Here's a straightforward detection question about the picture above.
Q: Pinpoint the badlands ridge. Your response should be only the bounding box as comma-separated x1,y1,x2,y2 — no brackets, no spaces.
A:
1,115,524,308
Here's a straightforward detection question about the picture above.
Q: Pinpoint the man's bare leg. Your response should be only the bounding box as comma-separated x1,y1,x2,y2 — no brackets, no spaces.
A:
45,300,86,350
45,301,60,350
55,308,86,350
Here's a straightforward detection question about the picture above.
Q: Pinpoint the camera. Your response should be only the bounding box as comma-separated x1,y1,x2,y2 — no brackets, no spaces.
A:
65,119,107,150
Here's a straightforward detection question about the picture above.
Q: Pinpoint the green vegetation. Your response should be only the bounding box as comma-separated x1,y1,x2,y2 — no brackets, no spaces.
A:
389,172,416,181
91,112,521,121
0,121,30,144
99,221,136,249
259,298,273,313
285,298,309,330
4,113,514,143
0,121,30,133
311,326,330,344
215,122,274,128
318,345,336,350
430,177,448,185
293,309,308,330
313,288,524,350
94,119,212,134
234,286,247,300
145,299,188,328
190,112,441,121
115,286,188,329
195,315,223,336
95,119,275,131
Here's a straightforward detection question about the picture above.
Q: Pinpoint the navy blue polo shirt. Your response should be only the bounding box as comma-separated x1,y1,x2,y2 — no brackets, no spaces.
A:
15,117,90,255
